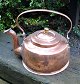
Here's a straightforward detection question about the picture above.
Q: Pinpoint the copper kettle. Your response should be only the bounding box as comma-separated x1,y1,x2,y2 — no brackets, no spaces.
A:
4,9,72,75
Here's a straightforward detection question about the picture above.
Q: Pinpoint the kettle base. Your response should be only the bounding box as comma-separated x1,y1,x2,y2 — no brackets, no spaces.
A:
22,60,69,75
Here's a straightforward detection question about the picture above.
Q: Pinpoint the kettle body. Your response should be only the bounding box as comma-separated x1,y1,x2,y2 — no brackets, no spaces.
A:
21,29,70,75
4,9,72,75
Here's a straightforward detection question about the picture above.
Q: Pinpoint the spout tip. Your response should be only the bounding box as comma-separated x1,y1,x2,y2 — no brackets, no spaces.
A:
4,28,11,33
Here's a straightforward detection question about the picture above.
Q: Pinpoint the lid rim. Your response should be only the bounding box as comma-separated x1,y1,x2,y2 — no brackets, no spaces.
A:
30,30,61,48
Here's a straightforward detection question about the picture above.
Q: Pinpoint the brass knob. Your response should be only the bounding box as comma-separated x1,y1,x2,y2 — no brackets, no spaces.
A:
44,28,49,33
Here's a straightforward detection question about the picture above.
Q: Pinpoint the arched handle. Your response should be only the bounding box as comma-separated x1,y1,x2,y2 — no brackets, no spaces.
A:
16,9,72,39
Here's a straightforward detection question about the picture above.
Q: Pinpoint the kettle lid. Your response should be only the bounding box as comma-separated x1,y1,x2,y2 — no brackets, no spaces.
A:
31,28,61,48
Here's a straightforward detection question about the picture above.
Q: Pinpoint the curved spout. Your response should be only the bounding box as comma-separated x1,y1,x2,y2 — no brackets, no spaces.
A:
4,28,21,55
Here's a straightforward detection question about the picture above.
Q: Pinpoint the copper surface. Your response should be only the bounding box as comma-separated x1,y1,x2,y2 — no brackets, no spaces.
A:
22,60,69,75
21,29,70,73
4,28,21,55
4,9,72,75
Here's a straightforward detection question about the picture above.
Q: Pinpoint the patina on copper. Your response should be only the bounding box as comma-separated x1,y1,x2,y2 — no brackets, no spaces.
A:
4,9,72,75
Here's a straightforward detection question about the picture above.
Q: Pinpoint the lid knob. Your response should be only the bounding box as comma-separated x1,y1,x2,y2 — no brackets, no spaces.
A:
44,28,49,33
